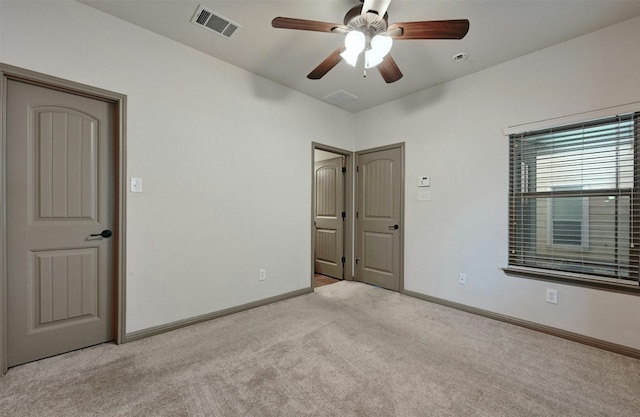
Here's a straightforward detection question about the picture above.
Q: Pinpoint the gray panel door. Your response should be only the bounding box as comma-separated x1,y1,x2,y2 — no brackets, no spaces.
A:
356,147,402,291
314,157,344,279
6,80,114,367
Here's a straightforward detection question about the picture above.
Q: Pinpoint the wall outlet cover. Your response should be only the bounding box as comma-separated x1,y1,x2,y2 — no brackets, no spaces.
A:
130,177,143,193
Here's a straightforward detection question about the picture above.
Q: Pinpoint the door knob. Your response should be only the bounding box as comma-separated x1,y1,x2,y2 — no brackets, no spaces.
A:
90,229,113,238
389,224,399,230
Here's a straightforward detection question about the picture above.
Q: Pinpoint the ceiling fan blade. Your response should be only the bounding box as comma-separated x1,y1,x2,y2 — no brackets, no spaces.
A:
377,54,403,83
272,17,346,33
308,47,346,80
388,19,470,40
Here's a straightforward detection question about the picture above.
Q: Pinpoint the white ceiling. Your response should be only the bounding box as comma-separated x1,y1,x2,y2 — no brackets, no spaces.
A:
79,0,640,113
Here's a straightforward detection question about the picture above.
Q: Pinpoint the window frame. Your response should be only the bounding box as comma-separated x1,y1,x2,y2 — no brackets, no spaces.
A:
504,111,640,294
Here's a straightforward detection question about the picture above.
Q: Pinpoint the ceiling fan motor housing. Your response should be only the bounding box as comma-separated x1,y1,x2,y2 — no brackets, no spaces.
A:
345,5,388,34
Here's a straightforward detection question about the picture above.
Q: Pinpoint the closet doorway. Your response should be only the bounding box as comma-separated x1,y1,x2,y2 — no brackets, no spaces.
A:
312,144,353,288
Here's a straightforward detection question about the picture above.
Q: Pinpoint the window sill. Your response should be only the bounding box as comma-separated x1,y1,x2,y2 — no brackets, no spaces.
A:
503,266,640,295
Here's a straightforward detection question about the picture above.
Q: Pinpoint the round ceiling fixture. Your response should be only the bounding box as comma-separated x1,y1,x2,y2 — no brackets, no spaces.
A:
452,52,468,62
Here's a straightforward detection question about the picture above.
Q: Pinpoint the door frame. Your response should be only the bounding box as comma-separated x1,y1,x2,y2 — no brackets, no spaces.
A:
311,143,354,285
355,142,405,292
0,64,127,375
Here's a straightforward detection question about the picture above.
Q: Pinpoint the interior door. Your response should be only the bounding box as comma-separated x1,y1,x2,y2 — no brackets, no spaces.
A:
314,156,345,279
6,79,115,367
355,146,403,291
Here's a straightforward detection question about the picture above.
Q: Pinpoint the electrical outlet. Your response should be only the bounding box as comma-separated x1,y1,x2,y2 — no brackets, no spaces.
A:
546,288,558,304
417,191,431,201
130,177,143,193
459,273,467,285
259,269,266,281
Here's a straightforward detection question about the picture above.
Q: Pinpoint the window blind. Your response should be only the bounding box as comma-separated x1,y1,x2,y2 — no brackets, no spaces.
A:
509,113,639,285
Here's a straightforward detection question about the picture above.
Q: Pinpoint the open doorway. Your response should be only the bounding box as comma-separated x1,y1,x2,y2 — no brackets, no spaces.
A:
312,143,353,289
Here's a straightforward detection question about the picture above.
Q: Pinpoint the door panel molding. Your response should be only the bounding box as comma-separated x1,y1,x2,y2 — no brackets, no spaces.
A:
0,64,127,375
30,248,100,330
311,143,354,285
32,106,99,221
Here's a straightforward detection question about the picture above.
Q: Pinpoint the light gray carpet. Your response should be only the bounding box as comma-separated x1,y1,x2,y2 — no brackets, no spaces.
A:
1,281,639,416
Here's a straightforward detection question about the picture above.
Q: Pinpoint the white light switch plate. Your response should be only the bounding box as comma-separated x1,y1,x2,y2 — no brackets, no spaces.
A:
130,177,143,193
418,176,431,187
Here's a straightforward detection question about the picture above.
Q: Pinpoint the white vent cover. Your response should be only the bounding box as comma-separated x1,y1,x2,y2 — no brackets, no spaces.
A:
323,90,359,106
191,5,240,39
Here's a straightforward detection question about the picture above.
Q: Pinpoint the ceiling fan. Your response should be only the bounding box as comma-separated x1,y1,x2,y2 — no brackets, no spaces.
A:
272,0,469,83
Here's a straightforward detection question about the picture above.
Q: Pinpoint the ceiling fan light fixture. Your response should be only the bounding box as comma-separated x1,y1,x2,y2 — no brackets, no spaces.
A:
364,50,383,69
341,49,361,67
364,34,393,68
341,30,365,67
344,30,365,52
371,34,392,56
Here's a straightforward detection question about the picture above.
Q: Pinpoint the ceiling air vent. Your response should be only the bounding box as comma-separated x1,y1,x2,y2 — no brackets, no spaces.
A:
323,90,359,106
191,5,241,39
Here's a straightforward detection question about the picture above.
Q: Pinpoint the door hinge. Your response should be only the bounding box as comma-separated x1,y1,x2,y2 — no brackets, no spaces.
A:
342,211,346,220
341,256,346,264
342,166,347,173
356,165,359,173
356,211,359,219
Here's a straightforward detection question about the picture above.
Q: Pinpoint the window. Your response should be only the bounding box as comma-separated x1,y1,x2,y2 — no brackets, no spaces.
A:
508,113,640,288
548,186,589,248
